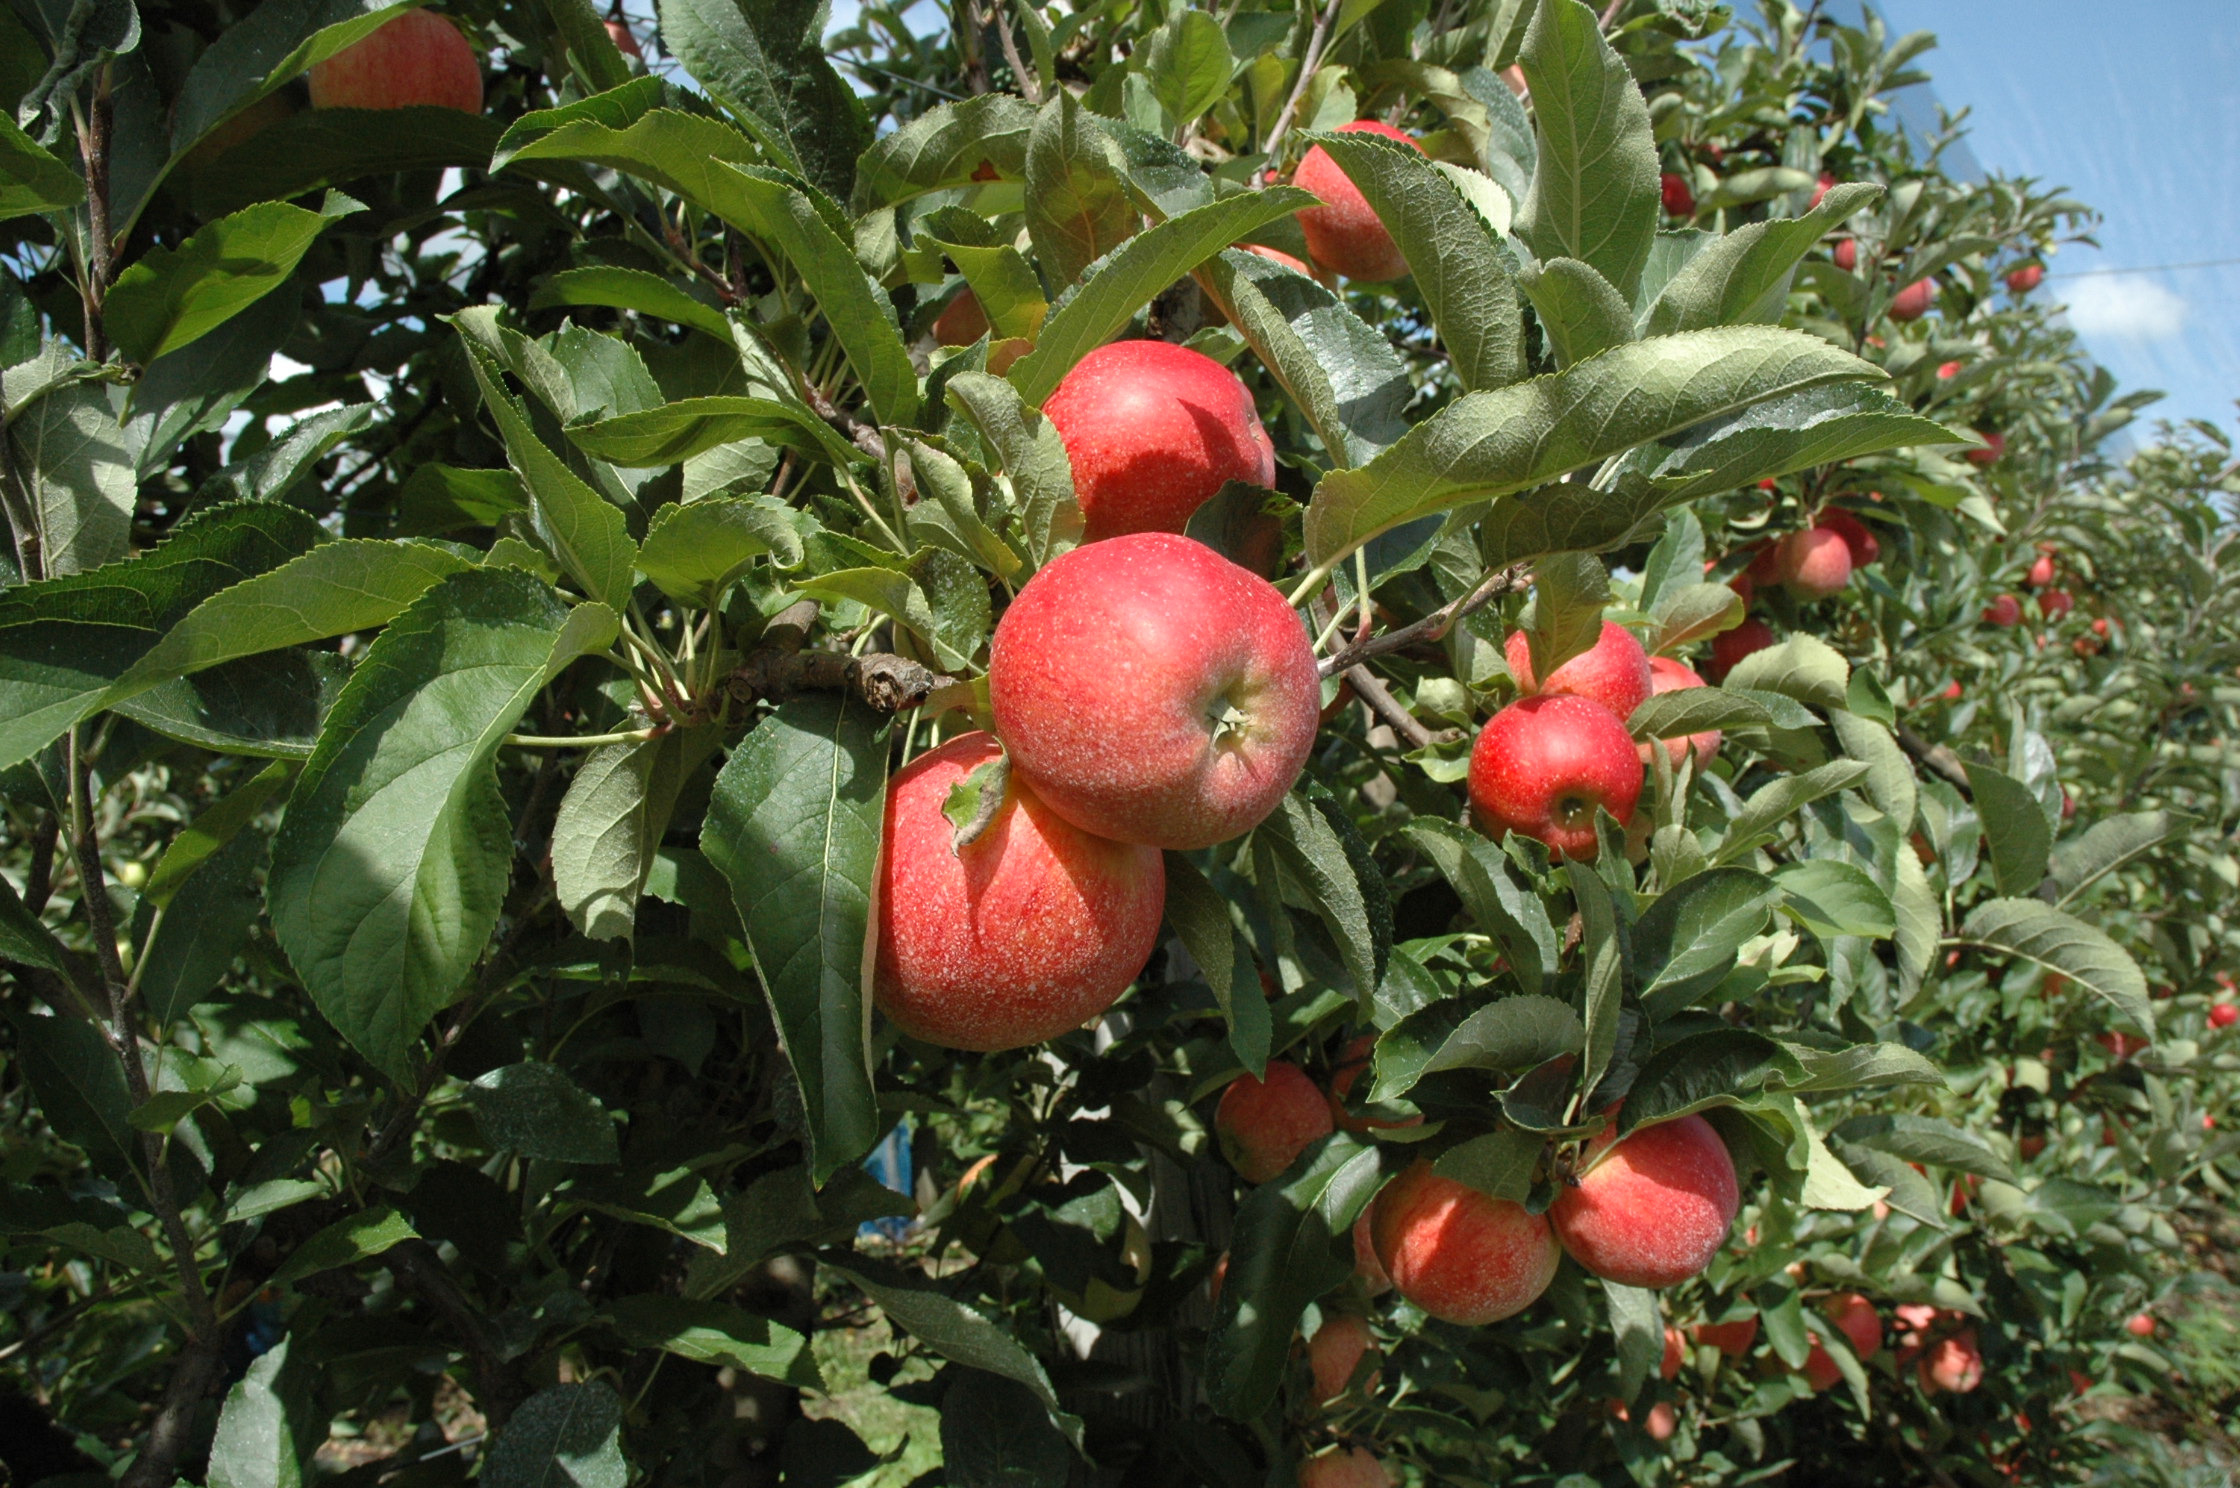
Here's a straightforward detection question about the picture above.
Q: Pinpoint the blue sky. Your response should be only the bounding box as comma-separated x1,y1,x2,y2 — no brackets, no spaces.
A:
1867,1,2240,433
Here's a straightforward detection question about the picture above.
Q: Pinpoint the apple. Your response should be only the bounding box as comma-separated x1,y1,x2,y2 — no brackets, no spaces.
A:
1468,695,1643,860
1692,1315,1758,1356
1606,1398,1678,1442
1216,1060,1336,1183
1745,540,1787,588
1706,616,1775,681
1936,359,1962,379
1549,1114,1739,1288
1982,594,2022,627
1811,171,1837,207
1307,1312,1379,1402
1917,1330,1984,1394
1661,1325,1686,1381
2006,262,2045,293
988,532,1320,849
605,18,643,58
1297,1446,1393,1488
183,91,294,168
1777,526,1853,600
1637,656,1720,769
2019,1133,2047,1160
2209,1002,2238,1029
2038,588,2074,620
1041,340,1275,541
2125,1312,2157,1339
933,288,991,347
2027,552,2056,588
1822,1293,1882,1357
1369,1161,1560,1325
2092,616,2111,638
2097,1030,2147,1060
1938,679,1963,699
308,9,484,113
1504,620,1654,719
1967,429,2006,466
1817,508,1881,567
1352,1208,1392,1295
1798,1340,1843,1392
873,732,1164,1051
1294,120,1421,281
1832,237,1858,272
1888,277,1937,321
1240,242,1313,276
1661,171,1696,217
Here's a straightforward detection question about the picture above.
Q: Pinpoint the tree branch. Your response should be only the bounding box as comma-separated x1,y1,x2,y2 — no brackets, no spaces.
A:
1260,0,1345,164
1895,722,1972,795
1342,665,1454,751
992,0,1041,103
727,601,955,714
1319,563,1528,678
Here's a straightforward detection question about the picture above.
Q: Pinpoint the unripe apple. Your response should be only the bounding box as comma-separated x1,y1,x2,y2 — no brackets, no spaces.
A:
308,9,484,113
1294,120,1421,281
1661,1325,1686,1380
1888,277,1937,321
1982,594,2022,627
1692,1315,1758,1355
988,533,1320,849
605,18,643,57
2026,552,2056,588
1967,429,2006,467
1706,616,1774,681
2039,588,2073,620
1306,1312,1379,1402
1216,1061,1336,1183
1505,620,1654,719
2125,1311,2156,1338
1917,1330,1983,1393
1369,1161,1560,1325
1777,526,1853,600
2210,1002,2238,1029
1661,171,1696,217
874,732,1164,1051
1637,656,1720,769
1816,508,1881,567
1327,1034,1422,1134
1042,340,1275,541
1468,695,1643,860
1831,237,1858,272
1822,1293,1883,1357
2006,262,2045,293
1550,1114,1739,1288
1297,1446,1393,1488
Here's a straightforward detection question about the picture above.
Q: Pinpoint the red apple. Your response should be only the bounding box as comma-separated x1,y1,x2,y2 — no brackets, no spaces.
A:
1294,120,1421,281
2209,1002,2238,1029
605,17,643,58
1297,1446,1392,1488
1936,359,1962,379
1810,171,1837,208
1661,1325,1686,1380
933,288,991,347
1352,1208,1392,1295
308,9,483,113
1216,1060,1335,1183
1940,680,1963,701
2038,588,2073,620
1637,656,1720,769
1822,1293,1883,1358
1504,619,1654,719
1041,340,1275,541
1888,277,1937,321
1692,1316,1758,1355
2026,552,2056,588
1798,1339,1843,1392
1832,237,1858,272
1369,1162,1560,1325
1817,508,1881,567
873,732,1164,1051
1982,594,2022,627
1967,429,2006,467
988,533,1320,849
1706,616,1774,680
2006,262,2045,293
1550,1114,1739,1288
1468,695,1643,860
1917,1330,1984,1393
1306,1311,1379,1402
1661,171,1696,217
2125,1312,2157,1339
1777,526,1854,600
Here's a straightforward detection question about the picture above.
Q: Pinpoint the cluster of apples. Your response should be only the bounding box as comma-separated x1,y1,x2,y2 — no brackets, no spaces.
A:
1982,540,2084,633
1707,505,1881,682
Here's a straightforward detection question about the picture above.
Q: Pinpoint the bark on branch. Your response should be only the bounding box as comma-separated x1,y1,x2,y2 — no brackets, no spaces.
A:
727,601,954,714
1895,722,1973,795
1319,563,1528,678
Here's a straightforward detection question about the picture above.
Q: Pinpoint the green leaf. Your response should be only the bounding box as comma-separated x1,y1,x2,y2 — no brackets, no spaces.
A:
903,437,1024,582
944,371,1082,567
1642,183,1882,335
825,1257,1081,1447
570,1165,728,1248
169,0,419,157
635,496,804,609
481,1383,627,1488
1570,863,1624,1100
1607,1281,1662,1401
1299,128,1526,390
1965,761,2053,898
1633,867,1779,1017
107,192,359,364
1620,1030,1803,1132
1006,186,1319,407
1713,760,1867,864
1648,581,1743,654
569,396,832,469
9,380,149,577
6,1009,140,1186
1164,853,1265,1076
1774,859,1896,940
941,1369,1076,1488
1954,898,2153,1034
531,267,733,342
1198,247,1409,467
1432,1127,1544,1202
1522,551,1608,683
1023,93,1136,291
1374,994,1582,1100
1302,327,1884,567
0,112,86,221
603,1296,821,1387
1831,1114,2015,1185
1141,8,1233,125
1203,1135,1383,1420
545,0,634,93
138,826,264,1025
1611,383,1969,503
207,1340,302,1488
396,465,528,534
129,1067,242,1133
1402,819,1559,993
700,696,887,1184
0,874,69,976
455,308,639,608
1714,632,1849,711
1829,708,1915,835
187,105,506,219
657,0,872,202
2051,810,2188,908
1259,783,1392,1013
267,569,619,1081
551,726,718,942
1516,0,1659,298
849,93,1037,213
467,1062,621,1164
1519,256,1636,369
198,404,379,505
269,1207,418,1291
1627,685,1766,743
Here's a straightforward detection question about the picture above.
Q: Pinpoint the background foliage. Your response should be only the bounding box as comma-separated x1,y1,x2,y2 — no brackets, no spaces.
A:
2,0,2237,1486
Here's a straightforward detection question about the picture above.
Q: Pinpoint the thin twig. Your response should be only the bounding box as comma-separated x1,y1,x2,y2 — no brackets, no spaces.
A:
1319,563,1529,678
75,62,115,360
1343,665,1451,751
727,599,954,715
992,0,1042,103
1895,722,1972,795
1261,0,1346,164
